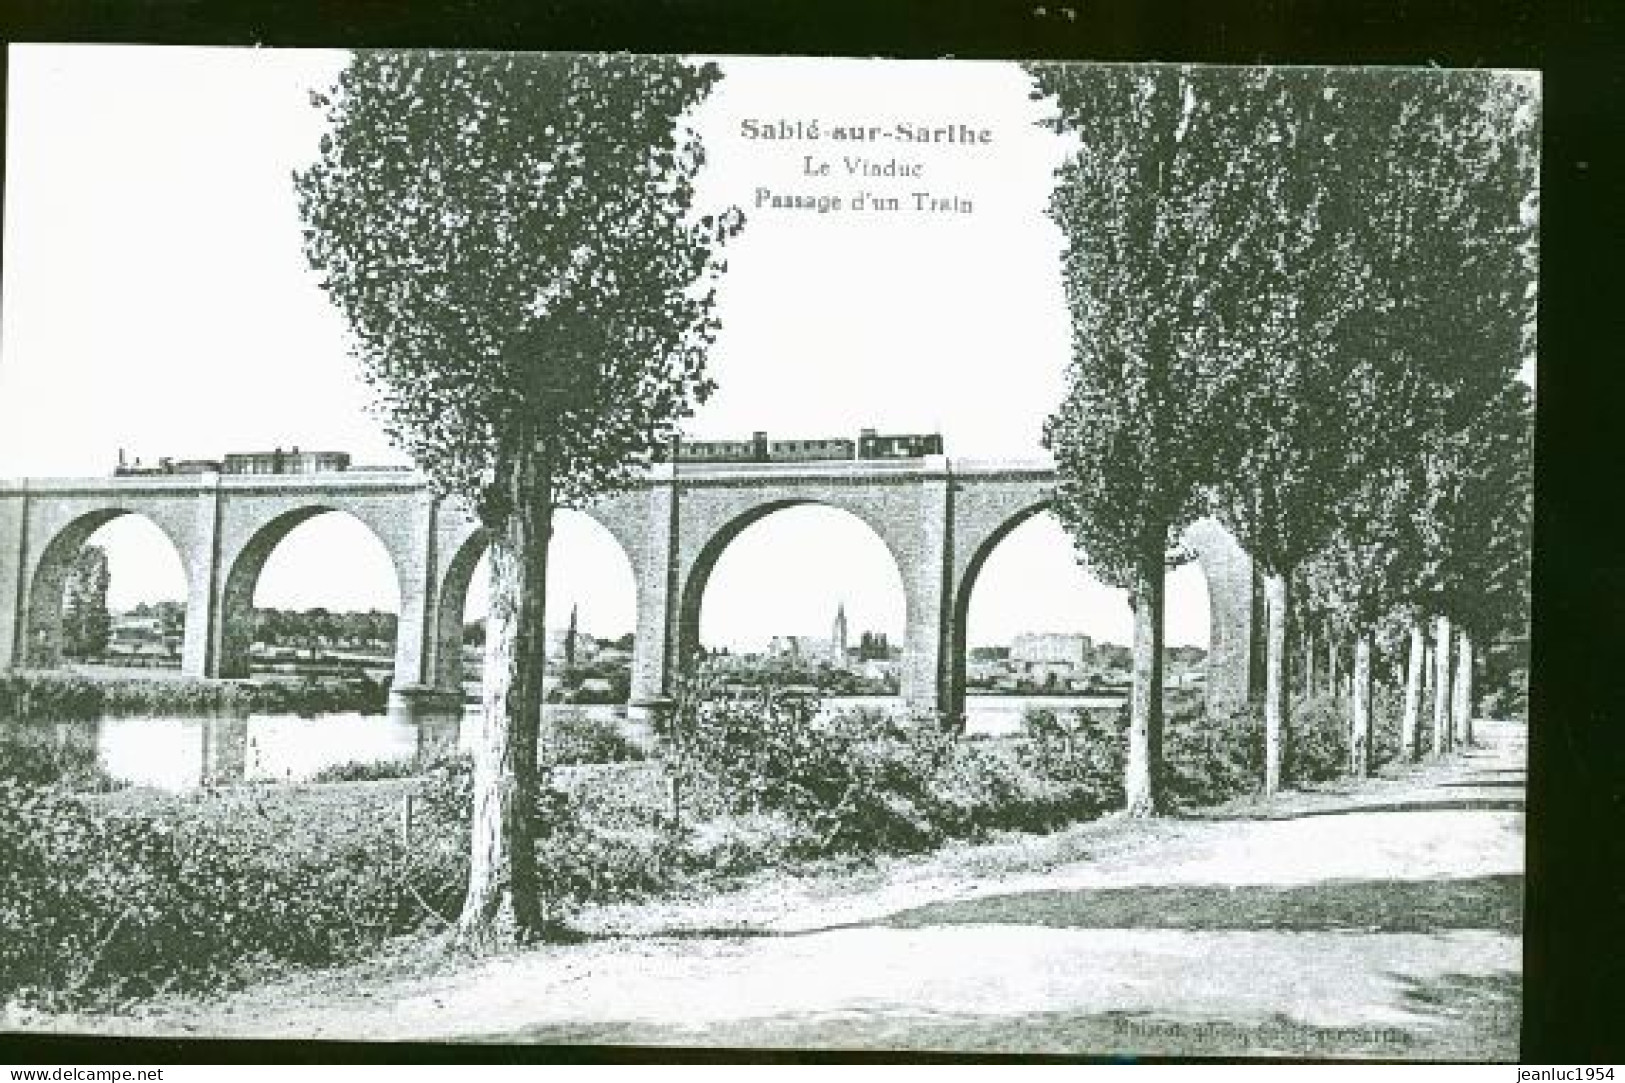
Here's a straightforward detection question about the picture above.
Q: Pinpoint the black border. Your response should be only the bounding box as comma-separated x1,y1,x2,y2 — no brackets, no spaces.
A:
1,0,1622,1066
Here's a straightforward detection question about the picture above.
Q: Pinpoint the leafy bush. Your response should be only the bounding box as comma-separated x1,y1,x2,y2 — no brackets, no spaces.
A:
1282,687,1407,783
1019,696,1264,812
675,691,1123,856
0,778,467,1010
550,711,647,766
1480,669,1527,722
1287,693,1352,783
1018,705,1125,809
416,757,678,922
533,785,681,910
3,674,1432,1011
1163,699,1265,807
679,812,819,877
309,758,421,784
1368,685,1405,767
676,695,946,853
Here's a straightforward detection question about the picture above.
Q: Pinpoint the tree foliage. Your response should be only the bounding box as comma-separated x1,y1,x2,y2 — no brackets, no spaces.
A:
1032,65,1260,589
1031,61,1538,792
62,546,111,660
296,50,740,943
295,51,740,517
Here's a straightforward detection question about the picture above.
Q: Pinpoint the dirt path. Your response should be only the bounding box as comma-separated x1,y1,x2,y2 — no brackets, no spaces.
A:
44,720,1526,1059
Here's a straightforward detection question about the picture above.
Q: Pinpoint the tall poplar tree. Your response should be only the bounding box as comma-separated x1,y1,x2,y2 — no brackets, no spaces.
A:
296,51,739,943
1031,64,1267,816
62,545,112,660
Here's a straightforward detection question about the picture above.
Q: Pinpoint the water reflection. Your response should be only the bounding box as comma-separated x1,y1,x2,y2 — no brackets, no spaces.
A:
89,707,498,790
0,718,106,787
0,694,1122,792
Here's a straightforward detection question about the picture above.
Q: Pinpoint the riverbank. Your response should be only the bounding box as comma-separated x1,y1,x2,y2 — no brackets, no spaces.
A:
0,670,389,721
34,719,1524,1058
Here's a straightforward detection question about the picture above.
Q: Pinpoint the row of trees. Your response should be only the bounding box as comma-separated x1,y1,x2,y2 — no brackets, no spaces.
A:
251,607,398,655
1032,65,1538,814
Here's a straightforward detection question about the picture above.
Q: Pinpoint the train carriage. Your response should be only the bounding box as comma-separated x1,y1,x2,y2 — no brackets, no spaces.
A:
660,428,942,465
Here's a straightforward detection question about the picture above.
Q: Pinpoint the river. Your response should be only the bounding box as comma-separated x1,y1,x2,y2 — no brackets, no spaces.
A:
1,693,1125,792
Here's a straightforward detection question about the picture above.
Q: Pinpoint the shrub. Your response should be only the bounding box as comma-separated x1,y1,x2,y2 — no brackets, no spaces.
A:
550,711,647,766
309,758,421,784
1019,697,1265,812
1017,705,1125,810
1163,699,1264,807
931,741,1092,836
1368,685,1405,767
0,779,467,1010
1480,669,1527,722
675,691,1127,856
417,757,681,921
532,785,681,913
680,812,819,878
1287,693,1351,783
677,694,940,854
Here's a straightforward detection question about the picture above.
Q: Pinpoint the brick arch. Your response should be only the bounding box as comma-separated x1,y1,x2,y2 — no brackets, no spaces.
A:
945,496,1055,719
217,506,404,679
672,497,912,669
431,505,643,693
945,500,1254,719
23,507,195,668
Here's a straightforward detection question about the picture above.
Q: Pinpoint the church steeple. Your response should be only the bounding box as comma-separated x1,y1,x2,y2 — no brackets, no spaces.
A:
565,602,579,672
832,601,849,664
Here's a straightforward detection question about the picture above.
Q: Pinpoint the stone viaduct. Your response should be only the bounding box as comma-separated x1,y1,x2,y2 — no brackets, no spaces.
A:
0,456,1263,717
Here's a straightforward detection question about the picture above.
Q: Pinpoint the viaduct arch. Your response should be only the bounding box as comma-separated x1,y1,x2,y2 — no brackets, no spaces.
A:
0,457,1263,717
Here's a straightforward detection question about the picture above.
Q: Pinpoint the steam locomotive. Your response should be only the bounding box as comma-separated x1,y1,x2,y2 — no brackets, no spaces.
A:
662,428,944,465
113,448,352,477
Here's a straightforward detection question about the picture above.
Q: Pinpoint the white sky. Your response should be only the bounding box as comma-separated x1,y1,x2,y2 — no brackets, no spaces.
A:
0,45,1213,649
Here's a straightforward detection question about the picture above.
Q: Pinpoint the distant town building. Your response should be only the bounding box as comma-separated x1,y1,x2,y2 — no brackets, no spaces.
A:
1011,632,1093,669
109,614,163,647
766,603,858,667
858,630,893,661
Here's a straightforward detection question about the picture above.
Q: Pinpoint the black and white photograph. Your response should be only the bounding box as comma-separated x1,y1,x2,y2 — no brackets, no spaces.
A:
0,45,1538,1060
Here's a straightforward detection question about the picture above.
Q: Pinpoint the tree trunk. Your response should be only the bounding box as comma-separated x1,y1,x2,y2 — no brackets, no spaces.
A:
1303,624,1317,698
1455,627,1475,747
458,443,553,946
1350,631,1373,778
1431,614,1453,756
1400,620,1425,762
1124,552,1167,818
1263,570,1291,796
1326,636,1340,699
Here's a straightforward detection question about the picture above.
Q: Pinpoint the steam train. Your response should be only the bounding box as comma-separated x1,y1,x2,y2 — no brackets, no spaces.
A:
111,429,945,478
113,448,352,477
661,428,944,464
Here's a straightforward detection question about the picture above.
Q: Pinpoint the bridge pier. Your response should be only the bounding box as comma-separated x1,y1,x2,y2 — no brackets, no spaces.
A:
899,458,954,718
388,491,439,697
180,473,224,678
0,486,28,671
628,467,680,716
